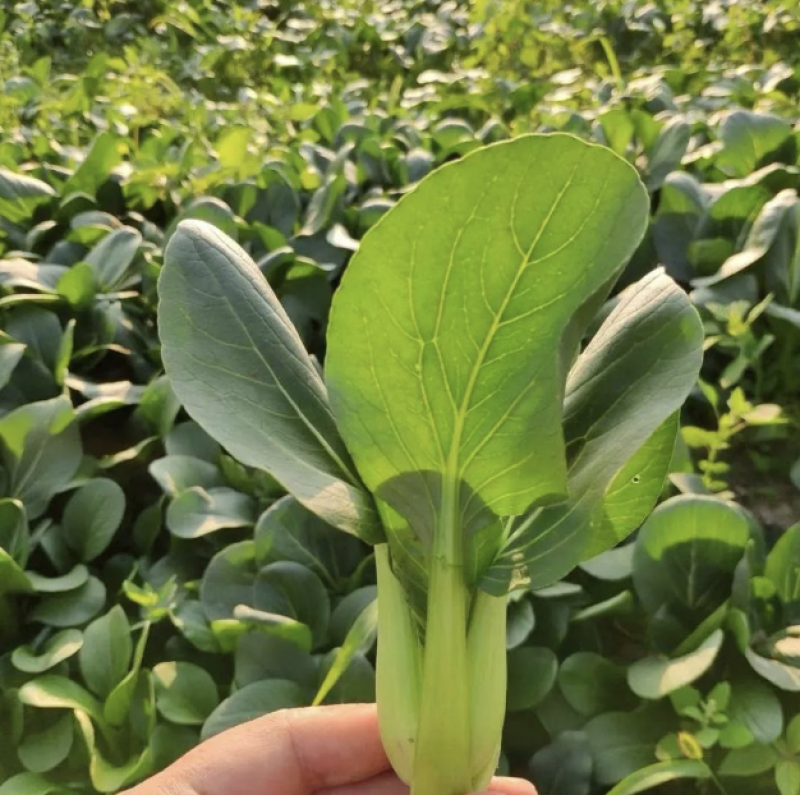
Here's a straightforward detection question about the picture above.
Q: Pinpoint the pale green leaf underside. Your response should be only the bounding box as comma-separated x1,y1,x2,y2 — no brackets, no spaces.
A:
158,220,380,541
326,134,650,527
483,269,703,593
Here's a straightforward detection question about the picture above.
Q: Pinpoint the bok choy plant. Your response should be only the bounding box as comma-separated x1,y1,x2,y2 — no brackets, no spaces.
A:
157,134,704,795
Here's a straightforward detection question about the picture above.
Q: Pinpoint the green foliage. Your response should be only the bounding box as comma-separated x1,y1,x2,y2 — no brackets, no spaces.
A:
0,1,798,795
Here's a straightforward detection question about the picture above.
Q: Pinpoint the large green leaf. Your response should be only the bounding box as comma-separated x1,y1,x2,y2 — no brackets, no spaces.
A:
326,134,649,530
633,495,753,623
158,220,380,541
0,396,81,519
483,268,702,593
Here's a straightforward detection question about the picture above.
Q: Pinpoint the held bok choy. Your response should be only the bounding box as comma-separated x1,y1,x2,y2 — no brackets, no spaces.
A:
157,134,704,795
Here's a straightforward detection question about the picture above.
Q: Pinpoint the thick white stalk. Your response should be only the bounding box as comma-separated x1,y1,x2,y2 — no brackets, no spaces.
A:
468,589,508,791
375,544,422,785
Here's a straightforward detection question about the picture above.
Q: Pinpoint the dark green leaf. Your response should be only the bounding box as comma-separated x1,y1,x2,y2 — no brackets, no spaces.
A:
153,661,220,726
159,220,379,540
63,479,125,562
79,606,132,698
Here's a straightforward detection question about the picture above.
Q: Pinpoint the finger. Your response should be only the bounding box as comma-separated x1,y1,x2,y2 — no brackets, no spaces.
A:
488,776,538,795
318,772,537,795
320,770,408,795
123,704,391,795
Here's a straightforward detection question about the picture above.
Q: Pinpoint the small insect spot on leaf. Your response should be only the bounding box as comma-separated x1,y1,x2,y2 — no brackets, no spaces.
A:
632,475,641,484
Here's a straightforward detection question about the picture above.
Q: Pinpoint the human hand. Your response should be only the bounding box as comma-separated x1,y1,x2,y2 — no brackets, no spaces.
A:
120,704,537,795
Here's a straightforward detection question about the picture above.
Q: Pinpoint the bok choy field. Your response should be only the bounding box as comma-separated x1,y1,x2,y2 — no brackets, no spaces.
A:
0,2,799,794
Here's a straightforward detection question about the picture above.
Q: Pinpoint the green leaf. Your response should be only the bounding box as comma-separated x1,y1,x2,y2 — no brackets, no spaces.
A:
17,714,73,773
253,562,331,649
159,219,379,540
73,710,151,793
313,600,378,705
104,622,150,727
254,495,366,588
506,646,558,711
12,629,83,673
56,262,96,310
788,713,800,754
586,705,674,785
716,111,793,178
633,495,752,621
153,661,220,726
718,721,754,749
201,680,305,740
301,174,346,235
766,524,800,620
84,227,142,291
327,133,649,529
777,760,800,795
0,547,33,595
149,723,199,772
718,743,778,776
0,338,26,390
148,455,223,497
486,272,701,592
606,760,711,795
200,541,257,621
165,421,221,462
18,675,106,726
745,646,800,692
0,396,81,519
315,651,375,705
559,653,631,716
29,576,106,628
529,731,593,795
0,169,56,223
579,544,635,581
62,133,121,197
79,606,132,698
730,675,784,743
166,197,238,242
506,595,535,649
62,479,125,562
234,632,317,690
0,773,65,795
628,630,724,699
644,117,691,191
695,189,797,290
166,486,255,538
25,565,88,593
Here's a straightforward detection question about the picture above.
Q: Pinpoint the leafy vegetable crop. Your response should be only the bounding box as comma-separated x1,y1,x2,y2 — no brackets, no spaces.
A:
158,133,704,794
